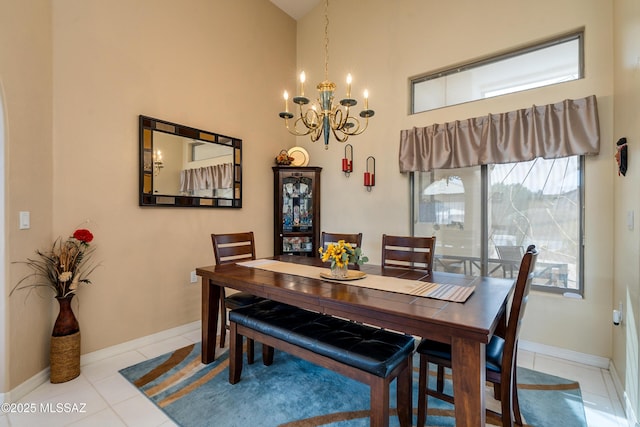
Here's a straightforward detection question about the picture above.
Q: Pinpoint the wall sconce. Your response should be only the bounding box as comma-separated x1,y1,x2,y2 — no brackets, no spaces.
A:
342,144,353,176
153,149,164,176
364,156,375,191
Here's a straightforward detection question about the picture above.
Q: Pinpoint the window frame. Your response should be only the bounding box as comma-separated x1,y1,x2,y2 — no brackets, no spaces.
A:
410,156,585,296
410,30,584,114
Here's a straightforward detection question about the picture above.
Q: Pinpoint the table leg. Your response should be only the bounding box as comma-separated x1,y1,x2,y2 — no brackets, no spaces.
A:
201,278,221,364
451,337,486,427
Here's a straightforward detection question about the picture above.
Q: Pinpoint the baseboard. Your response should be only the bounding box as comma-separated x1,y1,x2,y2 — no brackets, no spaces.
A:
80,320,200,366
6,320,200,403
519,339,610,369
609,360,640,426
625,392,639,427
6,366,49,404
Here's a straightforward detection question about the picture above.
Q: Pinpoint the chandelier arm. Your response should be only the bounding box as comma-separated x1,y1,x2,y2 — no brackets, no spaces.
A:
331,127,350,143
309,126,323,142
343,118,370,136
330,107,347,130
300,108,322,131
284,118,313,136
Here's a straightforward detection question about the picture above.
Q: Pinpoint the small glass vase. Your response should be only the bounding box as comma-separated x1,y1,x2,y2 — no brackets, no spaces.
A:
331,264,349,279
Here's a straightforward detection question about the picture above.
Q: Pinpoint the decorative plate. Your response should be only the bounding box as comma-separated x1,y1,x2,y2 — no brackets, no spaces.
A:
320,270,367,281
287,146,310,166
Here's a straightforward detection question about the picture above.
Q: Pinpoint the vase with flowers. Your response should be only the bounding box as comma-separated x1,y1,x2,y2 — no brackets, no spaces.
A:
275,149,295,166
318,240,368,279
12,228,98,383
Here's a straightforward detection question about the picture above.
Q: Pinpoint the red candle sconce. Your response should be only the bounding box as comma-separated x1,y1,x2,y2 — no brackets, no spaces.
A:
364,156,375,191
342,144,354,176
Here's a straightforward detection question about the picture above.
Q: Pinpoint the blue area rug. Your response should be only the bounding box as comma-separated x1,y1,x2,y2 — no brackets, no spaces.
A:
119,342,587,427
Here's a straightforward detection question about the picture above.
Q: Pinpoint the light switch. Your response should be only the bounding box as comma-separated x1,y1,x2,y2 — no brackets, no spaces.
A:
628,210,634,231
19,211,30,230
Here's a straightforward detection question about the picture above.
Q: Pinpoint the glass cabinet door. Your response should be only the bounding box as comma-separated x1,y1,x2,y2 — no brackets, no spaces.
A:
282,176,313,232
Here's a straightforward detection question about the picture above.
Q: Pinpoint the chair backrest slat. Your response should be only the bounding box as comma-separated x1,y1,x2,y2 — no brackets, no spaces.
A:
319,232,363,256
211,232,256,265
381,234,436,271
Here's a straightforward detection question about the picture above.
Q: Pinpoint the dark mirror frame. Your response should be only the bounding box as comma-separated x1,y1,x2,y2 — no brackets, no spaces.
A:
139,115,242,208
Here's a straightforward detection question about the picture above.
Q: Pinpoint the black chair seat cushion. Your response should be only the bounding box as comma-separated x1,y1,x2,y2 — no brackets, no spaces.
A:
225,292,266,310
230,300,415,378
416,335,505,373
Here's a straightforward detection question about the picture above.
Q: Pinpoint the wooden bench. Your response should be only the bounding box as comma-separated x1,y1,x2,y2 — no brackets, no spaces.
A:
228,300,415,427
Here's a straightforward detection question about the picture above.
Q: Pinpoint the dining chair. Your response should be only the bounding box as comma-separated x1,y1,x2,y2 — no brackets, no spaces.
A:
319,232,363,253
381,234,436,271
211,232,266,363
496,245,525,278
416,244,538,427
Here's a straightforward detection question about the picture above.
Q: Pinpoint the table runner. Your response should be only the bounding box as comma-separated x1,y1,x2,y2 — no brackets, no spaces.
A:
237,259,475,303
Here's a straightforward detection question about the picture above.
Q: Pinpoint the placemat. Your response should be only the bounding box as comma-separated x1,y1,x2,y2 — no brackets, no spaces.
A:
237,259,475,303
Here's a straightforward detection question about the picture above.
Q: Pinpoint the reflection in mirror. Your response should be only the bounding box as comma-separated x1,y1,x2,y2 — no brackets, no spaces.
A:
139,116,242,208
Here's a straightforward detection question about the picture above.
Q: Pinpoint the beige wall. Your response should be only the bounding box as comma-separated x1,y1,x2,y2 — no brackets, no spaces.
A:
1,0,54,391
296,0,616,358
3,0,296,388
613,0,640,418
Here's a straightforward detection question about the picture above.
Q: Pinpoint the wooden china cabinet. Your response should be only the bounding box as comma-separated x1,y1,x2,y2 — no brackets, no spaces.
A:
273,166,322,257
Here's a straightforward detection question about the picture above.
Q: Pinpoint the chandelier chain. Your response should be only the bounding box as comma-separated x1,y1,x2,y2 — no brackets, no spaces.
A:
324,0,329,81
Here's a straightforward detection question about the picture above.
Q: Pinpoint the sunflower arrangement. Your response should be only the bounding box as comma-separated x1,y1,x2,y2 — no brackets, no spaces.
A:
12,228,99,298
318,240,368,268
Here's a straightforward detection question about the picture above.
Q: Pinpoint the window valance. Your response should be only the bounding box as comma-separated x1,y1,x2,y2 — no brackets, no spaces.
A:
399,95,600,172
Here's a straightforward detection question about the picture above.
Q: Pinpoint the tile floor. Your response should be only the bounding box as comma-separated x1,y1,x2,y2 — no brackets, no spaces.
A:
0,327,629,427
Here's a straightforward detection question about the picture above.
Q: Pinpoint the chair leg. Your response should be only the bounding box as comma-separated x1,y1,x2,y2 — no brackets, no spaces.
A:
417,355,429,427
228,322,243,384
493,382,501,400
512,369,523,426
219,291,227,348
436,365,445,392
247,338,255,364
262,344,274,366
395,356,412,427
499,368,515,427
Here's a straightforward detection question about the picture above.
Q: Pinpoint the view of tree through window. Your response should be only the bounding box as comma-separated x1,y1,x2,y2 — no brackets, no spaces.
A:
414,156,583,294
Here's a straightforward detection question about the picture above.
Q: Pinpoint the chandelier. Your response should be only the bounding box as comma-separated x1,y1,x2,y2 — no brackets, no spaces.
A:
279,0,374,149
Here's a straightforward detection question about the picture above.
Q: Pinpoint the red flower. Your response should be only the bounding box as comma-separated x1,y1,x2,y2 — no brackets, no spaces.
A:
73,229,93,243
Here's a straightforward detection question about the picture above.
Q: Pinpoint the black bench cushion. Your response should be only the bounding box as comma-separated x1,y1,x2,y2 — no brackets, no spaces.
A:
417,334,505,373
229,300,415,378
224,291,266,310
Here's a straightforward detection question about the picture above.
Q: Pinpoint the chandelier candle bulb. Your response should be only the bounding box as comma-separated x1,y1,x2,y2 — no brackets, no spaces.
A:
283,91,289,112
346,74,352,98
300,71,306,96
364,90,369,109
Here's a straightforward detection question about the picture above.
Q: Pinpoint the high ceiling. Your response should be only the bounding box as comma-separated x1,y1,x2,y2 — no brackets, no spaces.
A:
270,0,320,20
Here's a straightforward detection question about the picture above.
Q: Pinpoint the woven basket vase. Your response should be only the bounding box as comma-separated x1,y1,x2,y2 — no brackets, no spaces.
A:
50,296,81,383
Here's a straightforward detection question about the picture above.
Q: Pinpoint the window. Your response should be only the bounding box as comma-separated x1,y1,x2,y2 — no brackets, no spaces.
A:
411,32,583,113
413,156,584,295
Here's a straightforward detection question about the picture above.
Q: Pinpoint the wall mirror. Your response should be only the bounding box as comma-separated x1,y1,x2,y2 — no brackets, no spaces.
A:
139,115,242,208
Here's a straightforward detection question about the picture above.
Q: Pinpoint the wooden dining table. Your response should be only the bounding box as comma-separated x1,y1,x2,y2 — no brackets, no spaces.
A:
196,255,514,427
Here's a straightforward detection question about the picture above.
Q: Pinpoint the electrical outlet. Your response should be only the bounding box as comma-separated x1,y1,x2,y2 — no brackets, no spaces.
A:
190,270,198,283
